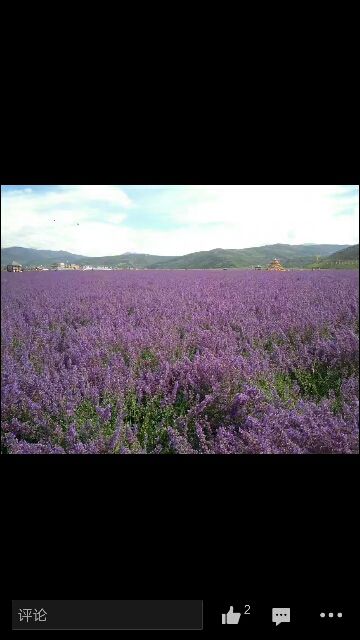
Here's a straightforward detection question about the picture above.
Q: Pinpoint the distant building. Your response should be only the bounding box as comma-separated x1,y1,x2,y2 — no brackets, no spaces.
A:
51,262,66,271
254,265,262,270
7,262,22,273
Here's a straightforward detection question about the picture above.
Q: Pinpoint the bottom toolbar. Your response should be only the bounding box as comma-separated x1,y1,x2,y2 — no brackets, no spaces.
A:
11,600,356,632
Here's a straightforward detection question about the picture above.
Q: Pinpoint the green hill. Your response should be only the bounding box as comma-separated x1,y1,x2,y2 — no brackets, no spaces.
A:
150,245,350,269
0,247,172,269
328,244,359,261
1,244,352,269
307,244,359,269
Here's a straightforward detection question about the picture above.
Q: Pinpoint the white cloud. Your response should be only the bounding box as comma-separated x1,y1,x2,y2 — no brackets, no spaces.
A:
1,185,358,256
58,185,132,206
166,185,359,249
1,185,131,254
2,184,131,209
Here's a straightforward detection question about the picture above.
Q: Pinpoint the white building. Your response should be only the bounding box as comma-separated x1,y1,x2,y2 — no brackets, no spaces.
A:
51,262,66,270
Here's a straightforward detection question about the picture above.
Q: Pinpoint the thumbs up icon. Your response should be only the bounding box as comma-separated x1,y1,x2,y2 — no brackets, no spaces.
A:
222,606,241,624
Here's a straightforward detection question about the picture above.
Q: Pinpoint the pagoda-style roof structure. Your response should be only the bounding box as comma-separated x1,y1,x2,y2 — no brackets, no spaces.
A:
267,257,286,271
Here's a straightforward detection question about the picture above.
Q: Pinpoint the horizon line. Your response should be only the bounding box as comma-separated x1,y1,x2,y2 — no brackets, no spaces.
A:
1,241,356,259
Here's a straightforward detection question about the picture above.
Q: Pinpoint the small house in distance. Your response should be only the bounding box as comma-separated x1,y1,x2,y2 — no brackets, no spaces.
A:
267,258,286,271
7,261,23,273
51,262,66,271
254,265,262,270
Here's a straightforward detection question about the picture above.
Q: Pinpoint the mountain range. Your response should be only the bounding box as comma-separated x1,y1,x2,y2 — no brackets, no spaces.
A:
1,244,358,269
307,244,359,269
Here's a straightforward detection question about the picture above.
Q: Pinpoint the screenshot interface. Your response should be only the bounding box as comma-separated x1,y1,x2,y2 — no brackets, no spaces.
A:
11,600,355,632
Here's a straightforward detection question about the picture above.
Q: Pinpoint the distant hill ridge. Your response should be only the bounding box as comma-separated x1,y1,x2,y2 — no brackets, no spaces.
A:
307,244,359,269
1,244,356,269
327,244,359,261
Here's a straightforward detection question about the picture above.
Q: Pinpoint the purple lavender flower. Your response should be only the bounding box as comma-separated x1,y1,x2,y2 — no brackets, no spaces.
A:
1,269,358,454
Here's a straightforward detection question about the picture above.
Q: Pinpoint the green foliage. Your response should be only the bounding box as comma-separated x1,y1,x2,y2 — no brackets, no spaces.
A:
257,374,297,406
257,362,351,411
289,365,343,401
29,353,43,374
253,334,287,353
75,399,99,425
319,325,332,339
73,394,120,441
188,346,198,361
263,339,274,354
12,337,22,349
136,349,159,371
123,390,189,452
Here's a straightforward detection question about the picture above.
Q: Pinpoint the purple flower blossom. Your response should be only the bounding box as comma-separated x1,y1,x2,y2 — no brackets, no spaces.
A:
1,269,358,454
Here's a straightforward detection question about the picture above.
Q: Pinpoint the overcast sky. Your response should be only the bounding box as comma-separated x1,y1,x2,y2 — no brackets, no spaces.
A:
1,185,359,256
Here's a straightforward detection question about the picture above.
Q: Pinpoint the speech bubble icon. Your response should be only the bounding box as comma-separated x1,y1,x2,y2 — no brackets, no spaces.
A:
272,608,290,626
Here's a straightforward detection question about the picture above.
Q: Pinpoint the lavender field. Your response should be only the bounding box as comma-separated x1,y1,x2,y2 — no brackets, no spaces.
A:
1,270,359,454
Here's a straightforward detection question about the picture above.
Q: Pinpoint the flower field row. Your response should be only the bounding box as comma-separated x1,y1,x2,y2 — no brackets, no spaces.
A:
1,269,358,453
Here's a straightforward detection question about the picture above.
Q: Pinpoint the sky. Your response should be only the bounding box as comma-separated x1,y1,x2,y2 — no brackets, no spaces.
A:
1,185,359,257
